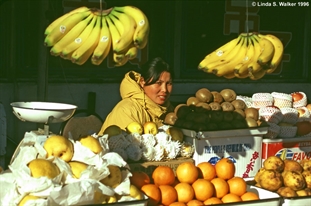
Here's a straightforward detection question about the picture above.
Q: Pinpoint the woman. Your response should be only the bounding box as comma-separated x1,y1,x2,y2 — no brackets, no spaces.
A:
98,57,174,134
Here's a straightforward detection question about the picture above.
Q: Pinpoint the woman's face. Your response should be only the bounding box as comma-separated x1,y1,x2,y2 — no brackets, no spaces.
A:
140,71,173,105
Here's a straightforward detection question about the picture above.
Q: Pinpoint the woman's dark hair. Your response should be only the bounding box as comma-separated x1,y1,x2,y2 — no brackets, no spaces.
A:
140,57,173,86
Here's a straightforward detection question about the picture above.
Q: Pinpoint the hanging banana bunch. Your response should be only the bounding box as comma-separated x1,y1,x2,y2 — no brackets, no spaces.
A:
198,32,284,80
44,6,150,66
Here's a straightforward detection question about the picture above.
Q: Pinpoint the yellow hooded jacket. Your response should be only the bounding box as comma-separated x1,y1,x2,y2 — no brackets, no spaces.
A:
98,71,174,134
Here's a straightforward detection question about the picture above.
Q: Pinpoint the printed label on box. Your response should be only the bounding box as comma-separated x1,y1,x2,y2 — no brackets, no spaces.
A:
262,137,311,163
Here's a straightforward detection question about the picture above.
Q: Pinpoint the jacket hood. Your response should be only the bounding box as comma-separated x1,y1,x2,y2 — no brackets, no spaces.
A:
120,71,172,118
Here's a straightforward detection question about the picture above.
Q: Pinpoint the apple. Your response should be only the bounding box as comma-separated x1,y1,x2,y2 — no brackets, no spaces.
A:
103,125,123,138
43,135,74,162
291,92,304,102
296,121,311,136
166,126,184,142
100,165,122,188
126,122,144,135
143,121,158,135
306,104,311,112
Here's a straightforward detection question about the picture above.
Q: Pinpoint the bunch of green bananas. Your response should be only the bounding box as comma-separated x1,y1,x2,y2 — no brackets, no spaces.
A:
198,33,284,80
44,6,150,66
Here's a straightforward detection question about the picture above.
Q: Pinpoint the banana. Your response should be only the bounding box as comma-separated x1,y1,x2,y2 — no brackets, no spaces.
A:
109,9,137,53
198,35,242,72
258,34,284,73
44,9,92,47
125,44,138,60
247,34,264,74
91,15,111,65
50,13,94,56
114,53,129,67
223,72,236,79
106,15,122,54
211,35,247,77
114,6,149,49
257,36,275,66
61,13,97,60
44,6,90,36
234,35,255,78
249,66,266,80
71,14,101,65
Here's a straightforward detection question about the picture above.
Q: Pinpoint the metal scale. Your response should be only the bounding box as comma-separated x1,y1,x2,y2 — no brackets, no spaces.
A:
10,101,77,163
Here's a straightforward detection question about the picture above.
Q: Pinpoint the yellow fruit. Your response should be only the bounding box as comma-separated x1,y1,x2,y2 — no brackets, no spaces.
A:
143,121,158,135
18,195,41,206
43,135,74,162
93,191,117,204
28,158,60,179
166,127,184,142
129,184,144,200
68,161,88,178
103,125,123,137
100,165,122,188
79,135,103,154
126,122,143,134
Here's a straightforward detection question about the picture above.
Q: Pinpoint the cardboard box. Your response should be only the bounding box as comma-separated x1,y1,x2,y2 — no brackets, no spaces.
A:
182,127,268,178
262,136,311,163
127,157,195,176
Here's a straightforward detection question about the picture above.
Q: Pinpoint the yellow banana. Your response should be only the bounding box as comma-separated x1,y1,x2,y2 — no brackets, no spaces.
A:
114,6,149,49
234,35,255,78
44,6,90,36
114,53,129,67
109,9,137,53
257,36,275,66
258,34,284,73
71,14,101,65
211,36,247,77
223,72,236,79
91,15,111,65
247,34,264,74
198,35,242,72
61,14,97,60
249,66,266,80
125,44,138,60
106,15,122,54
44,10,92,47
50,13,94,56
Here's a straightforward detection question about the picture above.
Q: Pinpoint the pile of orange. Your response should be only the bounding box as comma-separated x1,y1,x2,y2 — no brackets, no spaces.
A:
131,158,260,206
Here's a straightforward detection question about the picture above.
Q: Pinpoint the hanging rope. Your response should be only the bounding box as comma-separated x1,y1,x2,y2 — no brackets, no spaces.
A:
246,0,249,36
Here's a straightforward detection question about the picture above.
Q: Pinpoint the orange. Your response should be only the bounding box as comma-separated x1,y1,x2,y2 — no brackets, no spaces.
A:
221,193,242,203
141,184,161,206
152,166,176,186
241,191,260,201
203,197,223,205
197,162,216,181
176,162,199,184
187,199,204,206
227,176,247,196
169,202,187,206
215,158,235,180
192,179,215,201
211,177,229,198
130,171,150,189
174,182,195,203
159,185,178,206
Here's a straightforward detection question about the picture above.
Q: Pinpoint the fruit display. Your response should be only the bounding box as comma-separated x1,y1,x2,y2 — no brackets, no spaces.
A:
44,5,149,66
253,155,311,197
248,91,311,139
102,122,195,162
198,32,283,80
0,134,149,205
165,87,266,131
137,158,264,205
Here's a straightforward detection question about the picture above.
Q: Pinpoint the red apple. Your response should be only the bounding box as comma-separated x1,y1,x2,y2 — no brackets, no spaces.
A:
296,121,311,136
291,92,304,102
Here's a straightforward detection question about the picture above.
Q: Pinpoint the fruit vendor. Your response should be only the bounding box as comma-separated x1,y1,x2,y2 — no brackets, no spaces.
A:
98,57,175,134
